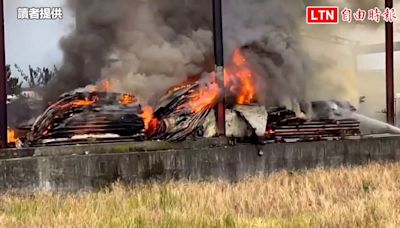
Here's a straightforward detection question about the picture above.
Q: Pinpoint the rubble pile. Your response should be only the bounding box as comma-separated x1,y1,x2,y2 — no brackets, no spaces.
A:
265,107,361,142
150,82,216,141
17,48,364,147
20,82,363,147
27,90,145,146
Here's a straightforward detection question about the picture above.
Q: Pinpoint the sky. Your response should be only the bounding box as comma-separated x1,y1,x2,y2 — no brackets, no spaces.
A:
3,0,397,74
4,0,73,72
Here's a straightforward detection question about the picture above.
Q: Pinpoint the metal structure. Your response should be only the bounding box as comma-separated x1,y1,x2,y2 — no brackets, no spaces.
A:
386,0,395,125
0,1,7,148
212,0,226,136
300,30,360,46
358,41,400,54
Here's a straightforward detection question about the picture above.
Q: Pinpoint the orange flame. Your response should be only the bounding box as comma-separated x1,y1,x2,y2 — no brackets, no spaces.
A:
7,128,17,144
119,94,136,105
142,106,159,135
168,83,192,95
233,49,246,66
225,49,257,105
72,98,97,106
265,129,275,137
166,75,200,95
101,80,112,91
184,79,220,113
56,97,98,109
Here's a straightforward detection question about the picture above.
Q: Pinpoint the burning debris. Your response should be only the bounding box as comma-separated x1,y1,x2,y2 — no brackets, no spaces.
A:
6,128,21,147
24,78,220,146
19,45,365,147
225,49,257,105
13,0,376,147
145,78,220,141
22,78,363,147
6,0,400,149
27,89,145,146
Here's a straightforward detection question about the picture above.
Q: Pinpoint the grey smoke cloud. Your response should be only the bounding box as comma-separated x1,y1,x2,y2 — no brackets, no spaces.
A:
46,0,311,108
44,0,214,103
223,0,311,108
44,0,389,109
43,0,127,102
102,0,214,103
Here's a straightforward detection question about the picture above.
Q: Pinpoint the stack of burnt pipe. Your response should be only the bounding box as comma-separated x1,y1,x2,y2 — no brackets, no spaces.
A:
266,107,361,143
27,90,145,146
149,82,214,141
25,81,361,146
26,81,214,146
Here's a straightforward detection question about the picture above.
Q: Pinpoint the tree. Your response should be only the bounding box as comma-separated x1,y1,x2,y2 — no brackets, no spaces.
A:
6,65,22,95
14,64,57,88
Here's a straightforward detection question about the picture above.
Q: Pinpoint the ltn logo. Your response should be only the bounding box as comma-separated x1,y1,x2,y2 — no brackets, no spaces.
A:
306,6,339,24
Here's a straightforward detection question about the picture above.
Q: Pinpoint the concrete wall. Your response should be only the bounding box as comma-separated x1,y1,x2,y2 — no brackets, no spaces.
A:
1,137,400,192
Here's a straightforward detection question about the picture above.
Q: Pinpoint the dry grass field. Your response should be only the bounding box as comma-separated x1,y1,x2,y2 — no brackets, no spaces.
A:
1,162,400,227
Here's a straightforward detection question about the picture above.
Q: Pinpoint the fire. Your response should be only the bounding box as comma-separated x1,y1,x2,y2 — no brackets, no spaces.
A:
265,129,275,137
119,94,136,105
7,128,17,144
236,69,255,105
56,97,98,109
72,98,97,106
101,80,112,91
142,106,159,135
166,75,200,95
233,49,246,66
168,83,192,95
185,80,220,113
225,49,257,105
89,80,112,93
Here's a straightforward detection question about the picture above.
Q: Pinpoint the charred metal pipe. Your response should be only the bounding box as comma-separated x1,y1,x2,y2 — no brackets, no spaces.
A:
212,0,226,136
